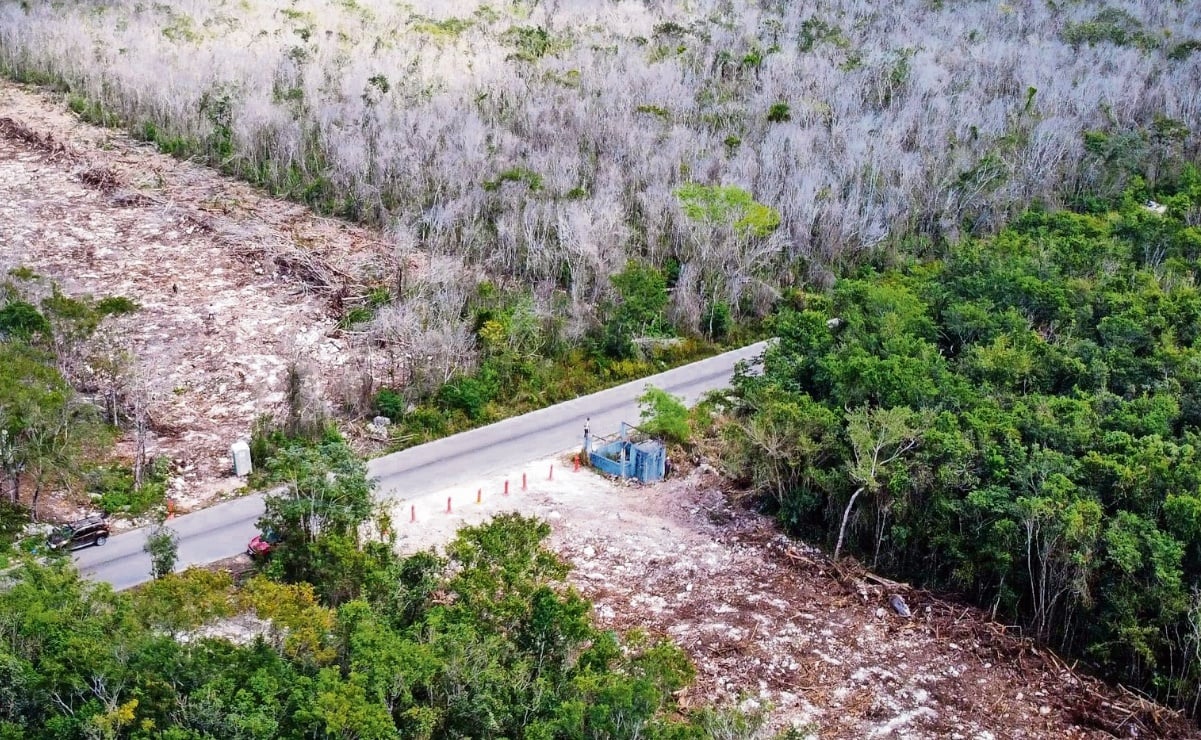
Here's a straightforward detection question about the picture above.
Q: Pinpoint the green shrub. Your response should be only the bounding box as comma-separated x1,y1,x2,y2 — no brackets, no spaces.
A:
413,16,473,38
597,260,671,358
638,386,691,446
436,374,497,421
398,405,449,439
0,300,50,340
675,183,781,237
132,568,236,632
798,17,847,52
95,295,140,316
635,104,670,119
338,305,373,329
483,166,542,192
1168,40,1201,61
374,388,406,420
7,266,38,281
89,460,169,516
248,414,287,470
1061,8,1158,50
0,501,29,549
701,301,732,340
502,25,567,62
366,286,391,307
143,524,179,579
767,101,791,122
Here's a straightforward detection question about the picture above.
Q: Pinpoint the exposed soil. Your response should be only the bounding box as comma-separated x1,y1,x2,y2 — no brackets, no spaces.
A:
372,457,1198,738
0,81,393,518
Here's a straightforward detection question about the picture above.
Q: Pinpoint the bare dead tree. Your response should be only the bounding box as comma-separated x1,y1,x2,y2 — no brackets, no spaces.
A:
130,376,149,491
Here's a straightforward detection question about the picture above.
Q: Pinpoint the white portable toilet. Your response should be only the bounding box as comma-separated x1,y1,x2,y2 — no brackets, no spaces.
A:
230,439,252,477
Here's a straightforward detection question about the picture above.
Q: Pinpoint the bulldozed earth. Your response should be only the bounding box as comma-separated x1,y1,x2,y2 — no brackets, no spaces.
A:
381,458,1198,739
1,81,1197,737
0,81,394,512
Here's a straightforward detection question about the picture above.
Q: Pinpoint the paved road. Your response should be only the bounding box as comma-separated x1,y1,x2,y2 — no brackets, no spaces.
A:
73,340,769,590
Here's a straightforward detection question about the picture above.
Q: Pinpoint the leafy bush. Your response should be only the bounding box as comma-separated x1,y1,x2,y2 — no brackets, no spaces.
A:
502,25,567,61
436,373,497,421
0,501,29,549
598,260,671,358
604,358,655,381
675,183,781,237
337,305,373,328
131,568,235,633
767,101,791,122
798,17,847,52
482,166,542,192
399,404,450,439
0,300,50,340
701,301,732,340
6,266,39,281
638,386,691,445
374,387,406,420
635,103,670,119
143,524,179,579
89,459,169,516
1061,8,1158,50
1168,39,1201,61
413,16,472,39
94,295,140,316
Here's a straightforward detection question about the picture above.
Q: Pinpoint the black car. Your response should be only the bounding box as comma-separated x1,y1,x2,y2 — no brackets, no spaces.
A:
48,515,111,551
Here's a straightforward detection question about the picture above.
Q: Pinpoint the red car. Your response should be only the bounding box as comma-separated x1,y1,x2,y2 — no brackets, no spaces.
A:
246,529,281,556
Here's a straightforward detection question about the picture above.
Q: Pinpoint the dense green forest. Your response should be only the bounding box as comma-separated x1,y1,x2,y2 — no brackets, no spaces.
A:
712,174,1201,715
0,439,763,738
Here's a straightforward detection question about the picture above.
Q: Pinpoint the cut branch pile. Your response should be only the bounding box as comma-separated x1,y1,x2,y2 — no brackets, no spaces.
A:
78,165,121,192
773,549,1195,738
0,116,78,162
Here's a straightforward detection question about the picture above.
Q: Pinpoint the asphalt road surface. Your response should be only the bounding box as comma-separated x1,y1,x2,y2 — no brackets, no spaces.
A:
73,340,769,590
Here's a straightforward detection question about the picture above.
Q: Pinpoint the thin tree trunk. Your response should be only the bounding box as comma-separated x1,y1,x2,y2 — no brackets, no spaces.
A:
834,486,865,561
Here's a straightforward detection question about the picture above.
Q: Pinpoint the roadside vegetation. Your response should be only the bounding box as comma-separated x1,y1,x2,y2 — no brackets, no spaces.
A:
0,267,156,553
706,174,1201,717
0,451,769,738
1,0,1196,436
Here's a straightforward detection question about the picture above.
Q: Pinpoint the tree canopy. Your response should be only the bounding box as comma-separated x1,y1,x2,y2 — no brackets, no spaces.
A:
714,174,1201,715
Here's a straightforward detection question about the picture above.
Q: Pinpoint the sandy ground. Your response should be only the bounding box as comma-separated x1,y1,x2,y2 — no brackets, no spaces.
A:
381,458,1195,738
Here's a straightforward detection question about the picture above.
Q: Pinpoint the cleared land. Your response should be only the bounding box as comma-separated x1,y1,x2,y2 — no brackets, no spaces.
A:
382,459,1197,737
0,81,387,512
